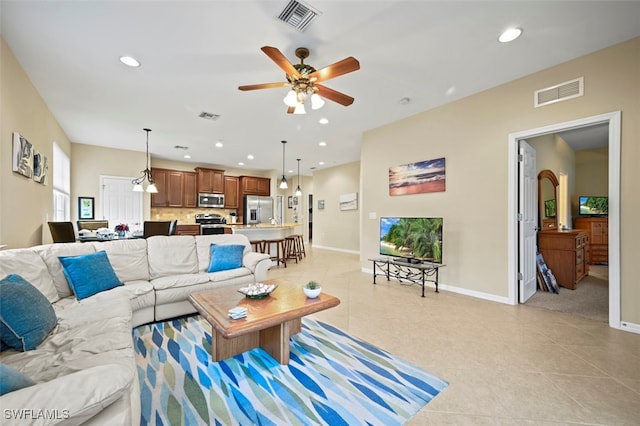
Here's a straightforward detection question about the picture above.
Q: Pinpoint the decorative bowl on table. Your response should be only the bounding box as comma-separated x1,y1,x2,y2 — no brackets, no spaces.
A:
238,283,277,299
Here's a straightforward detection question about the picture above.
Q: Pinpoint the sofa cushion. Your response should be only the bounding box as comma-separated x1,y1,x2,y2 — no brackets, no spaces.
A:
35,242,97,298
207,244,245,272
0,248,59,303
195,234,250,272
0,363,35,395
92,238,150,282
0,274,58,351
150,273,210,291
59,251,123,300
147,236,198,279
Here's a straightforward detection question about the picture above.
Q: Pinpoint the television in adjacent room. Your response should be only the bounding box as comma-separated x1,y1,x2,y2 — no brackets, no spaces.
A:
379,217,443,264
579,196,608,216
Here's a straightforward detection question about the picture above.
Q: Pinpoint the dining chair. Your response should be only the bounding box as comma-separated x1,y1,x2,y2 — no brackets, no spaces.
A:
48,221,76,243
77,220,109,231
168,219,178,236
143,221,172,238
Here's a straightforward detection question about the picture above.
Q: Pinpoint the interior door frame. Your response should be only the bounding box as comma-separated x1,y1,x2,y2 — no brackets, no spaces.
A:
507,111,621,329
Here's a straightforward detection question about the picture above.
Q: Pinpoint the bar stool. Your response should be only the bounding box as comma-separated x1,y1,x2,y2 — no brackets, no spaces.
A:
293,234,306,259
284,236,299,264
250,240,265,253
263,238,286,267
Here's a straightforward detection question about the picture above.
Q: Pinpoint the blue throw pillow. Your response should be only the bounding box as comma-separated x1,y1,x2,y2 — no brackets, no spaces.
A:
207,244,245,273
58,251,123,300
0,363,35,395
0,274,57,351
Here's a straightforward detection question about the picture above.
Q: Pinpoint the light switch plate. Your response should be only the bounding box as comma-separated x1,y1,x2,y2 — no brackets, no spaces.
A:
368,212,377,220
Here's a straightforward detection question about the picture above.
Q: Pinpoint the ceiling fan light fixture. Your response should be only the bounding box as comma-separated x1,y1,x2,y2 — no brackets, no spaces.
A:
284,90,298,107
311,93,325,110
293,103,306,114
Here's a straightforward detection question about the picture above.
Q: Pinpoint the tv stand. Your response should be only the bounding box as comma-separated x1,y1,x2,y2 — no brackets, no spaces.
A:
369,257,444,297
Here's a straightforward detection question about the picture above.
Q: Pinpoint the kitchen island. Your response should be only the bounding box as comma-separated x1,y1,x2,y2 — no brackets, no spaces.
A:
228,223,303,241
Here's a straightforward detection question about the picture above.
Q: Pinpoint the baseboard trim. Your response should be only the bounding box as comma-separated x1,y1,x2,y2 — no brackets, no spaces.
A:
620,321,640,334
311,244,360,255
360,267,511,305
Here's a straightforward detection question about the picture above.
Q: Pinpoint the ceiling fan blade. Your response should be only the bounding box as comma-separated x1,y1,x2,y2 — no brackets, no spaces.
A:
308,57,360,83
261,46,300,78
287,106,295,114
238,82,289,91
315,84,355,106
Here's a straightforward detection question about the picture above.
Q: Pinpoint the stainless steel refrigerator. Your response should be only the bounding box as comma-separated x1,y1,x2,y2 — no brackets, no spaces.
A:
244,196,274,224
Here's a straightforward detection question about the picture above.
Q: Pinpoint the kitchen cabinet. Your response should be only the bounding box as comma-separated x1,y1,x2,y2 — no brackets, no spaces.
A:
183,172,197,208
538,230,589,290
151,168,196,208
224,176,239,208
574,217,608,264
175,224,200,236
196,168,224,193
240,176,270,196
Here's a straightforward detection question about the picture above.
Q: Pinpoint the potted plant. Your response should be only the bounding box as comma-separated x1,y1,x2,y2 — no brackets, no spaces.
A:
303,281,321,298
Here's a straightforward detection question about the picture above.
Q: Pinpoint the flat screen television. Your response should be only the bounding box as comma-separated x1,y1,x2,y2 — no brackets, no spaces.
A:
379,217,443,264
579,196,608,216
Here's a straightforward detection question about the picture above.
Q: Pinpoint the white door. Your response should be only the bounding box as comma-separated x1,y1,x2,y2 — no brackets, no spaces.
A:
100,176,143,233
518,141,537,303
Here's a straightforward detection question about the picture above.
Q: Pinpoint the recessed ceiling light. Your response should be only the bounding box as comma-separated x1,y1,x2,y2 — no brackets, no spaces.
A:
319,141,327,147
238,162,245,166
119,56,140,67
319,118,329,124
183,154,191,159
498,27,522,43
319,161,325,165
247,154,254,160
215,141,223,148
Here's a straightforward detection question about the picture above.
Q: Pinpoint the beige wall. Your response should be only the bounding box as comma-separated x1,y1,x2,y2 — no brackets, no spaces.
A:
361,37,640,324
70,143,149,227
1,37,72,248
311,161,360,252
575,148,608,203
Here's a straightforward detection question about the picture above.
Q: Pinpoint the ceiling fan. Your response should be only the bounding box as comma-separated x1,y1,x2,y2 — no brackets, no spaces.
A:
238,46,360,114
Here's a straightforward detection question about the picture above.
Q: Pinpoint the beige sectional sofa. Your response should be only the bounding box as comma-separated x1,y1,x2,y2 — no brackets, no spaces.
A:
0,234,271,425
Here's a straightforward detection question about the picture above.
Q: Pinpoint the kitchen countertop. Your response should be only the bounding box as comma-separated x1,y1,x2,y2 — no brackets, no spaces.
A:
225,223,302,229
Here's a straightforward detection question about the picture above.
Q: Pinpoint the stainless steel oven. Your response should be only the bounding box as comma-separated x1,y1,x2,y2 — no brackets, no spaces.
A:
195,213,227,235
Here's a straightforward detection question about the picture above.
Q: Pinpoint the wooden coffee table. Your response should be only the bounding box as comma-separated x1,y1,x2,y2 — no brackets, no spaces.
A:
189,280,340,364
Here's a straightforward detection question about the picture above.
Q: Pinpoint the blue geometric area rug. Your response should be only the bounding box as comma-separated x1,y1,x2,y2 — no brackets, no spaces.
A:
133,315,448,425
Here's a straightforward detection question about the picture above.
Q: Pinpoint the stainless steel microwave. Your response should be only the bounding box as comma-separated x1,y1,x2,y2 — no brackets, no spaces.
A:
198,193,224,208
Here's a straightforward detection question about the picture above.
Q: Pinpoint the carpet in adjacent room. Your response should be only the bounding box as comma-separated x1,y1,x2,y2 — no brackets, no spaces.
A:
133,315,448,425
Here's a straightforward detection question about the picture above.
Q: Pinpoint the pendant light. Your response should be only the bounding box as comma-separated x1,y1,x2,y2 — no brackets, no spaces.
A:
295,158,302,196
132,128,158,193
279,141,288,189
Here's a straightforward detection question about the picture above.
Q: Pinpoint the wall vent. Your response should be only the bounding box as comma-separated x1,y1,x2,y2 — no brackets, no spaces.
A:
199,111,220,121
534,77,584,107
278,0,321,32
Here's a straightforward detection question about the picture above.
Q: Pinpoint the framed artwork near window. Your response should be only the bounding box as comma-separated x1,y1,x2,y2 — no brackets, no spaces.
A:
78,197,95,219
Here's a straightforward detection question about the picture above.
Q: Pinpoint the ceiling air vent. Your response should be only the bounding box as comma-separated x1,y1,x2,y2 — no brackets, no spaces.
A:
534,77,584,108
278,0,321,32
199,111,220,121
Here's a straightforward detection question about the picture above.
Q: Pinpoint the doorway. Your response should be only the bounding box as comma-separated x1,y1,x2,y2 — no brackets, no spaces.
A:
508,111,621,329
100,176,143,233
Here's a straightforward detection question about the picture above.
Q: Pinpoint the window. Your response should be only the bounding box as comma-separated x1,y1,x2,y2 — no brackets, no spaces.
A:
52,143,70,221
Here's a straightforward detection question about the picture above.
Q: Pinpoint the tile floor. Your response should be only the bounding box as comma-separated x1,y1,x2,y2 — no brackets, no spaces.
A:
266,247,640,425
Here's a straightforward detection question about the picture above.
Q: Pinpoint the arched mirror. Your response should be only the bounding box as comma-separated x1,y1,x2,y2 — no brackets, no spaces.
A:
538,169,559,231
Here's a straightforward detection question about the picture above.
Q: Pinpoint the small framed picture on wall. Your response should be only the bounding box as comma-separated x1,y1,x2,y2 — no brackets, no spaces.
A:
288,196,293,209
78,197,95,219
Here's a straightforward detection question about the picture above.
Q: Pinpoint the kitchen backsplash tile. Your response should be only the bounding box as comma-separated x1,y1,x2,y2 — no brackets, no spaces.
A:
151,207,236,224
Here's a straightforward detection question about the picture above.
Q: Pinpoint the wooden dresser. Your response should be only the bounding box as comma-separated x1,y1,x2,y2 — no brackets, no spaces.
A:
574,217,608,264
538,230,589,290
